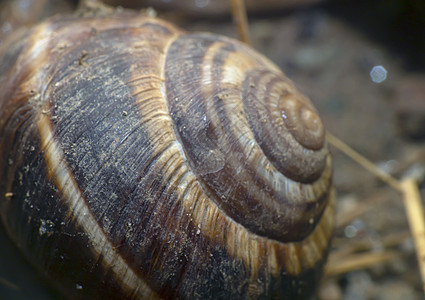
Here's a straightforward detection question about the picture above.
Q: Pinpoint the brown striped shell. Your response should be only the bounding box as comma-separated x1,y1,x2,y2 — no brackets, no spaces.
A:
0,9,334,300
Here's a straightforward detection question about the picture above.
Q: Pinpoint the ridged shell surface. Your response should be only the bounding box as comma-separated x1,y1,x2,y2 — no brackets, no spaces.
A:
0,11,334,299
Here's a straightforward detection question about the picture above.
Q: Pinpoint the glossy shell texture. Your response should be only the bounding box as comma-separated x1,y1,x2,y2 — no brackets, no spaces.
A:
0,9,334,300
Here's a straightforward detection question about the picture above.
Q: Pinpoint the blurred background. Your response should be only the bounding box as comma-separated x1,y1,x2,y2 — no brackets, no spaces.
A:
1,0,424,299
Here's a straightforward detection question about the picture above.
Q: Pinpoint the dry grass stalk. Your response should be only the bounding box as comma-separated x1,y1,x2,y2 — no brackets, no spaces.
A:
401,179,425,292
325,250,401,277
230,0,251,44
326,132,402,192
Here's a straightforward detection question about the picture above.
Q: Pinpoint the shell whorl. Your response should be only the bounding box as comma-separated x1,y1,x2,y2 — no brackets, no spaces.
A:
0,12,334,299
165,33,330,243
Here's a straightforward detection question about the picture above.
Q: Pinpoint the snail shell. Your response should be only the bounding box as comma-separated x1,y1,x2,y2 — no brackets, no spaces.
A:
0,8,334,300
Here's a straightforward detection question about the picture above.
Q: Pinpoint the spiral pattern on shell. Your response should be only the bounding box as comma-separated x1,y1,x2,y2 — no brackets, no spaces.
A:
0,9,334,300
